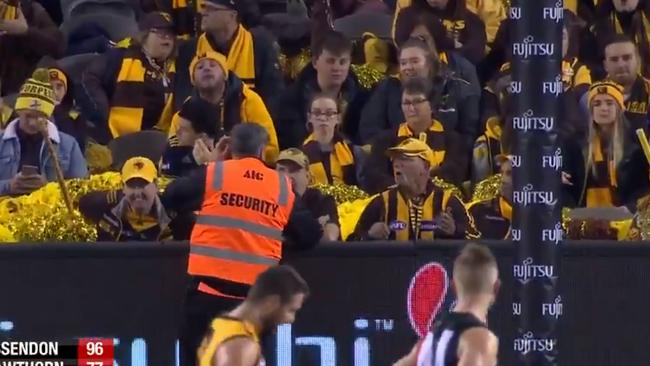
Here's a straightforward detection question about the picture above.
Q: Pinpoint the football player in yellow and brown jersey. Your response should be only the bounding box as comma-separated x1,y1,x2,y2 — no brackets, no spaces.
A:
198,265,309,366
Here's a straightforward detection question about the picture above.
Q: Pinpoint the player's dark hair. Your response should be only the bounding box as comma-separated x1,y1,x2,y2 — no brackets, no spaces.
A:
248,265,310,304
311,30,352,59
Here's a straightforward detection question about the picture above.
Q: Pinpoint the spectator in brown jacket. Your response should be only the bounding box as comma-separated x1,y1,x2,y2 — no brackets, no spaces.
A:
0,0,63,95
362,77,465,193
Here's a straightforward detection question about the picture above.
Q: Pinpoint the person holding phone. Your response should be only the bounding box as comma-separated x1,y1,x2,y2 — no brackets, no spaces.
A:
349,138,471,241
0,69,87,196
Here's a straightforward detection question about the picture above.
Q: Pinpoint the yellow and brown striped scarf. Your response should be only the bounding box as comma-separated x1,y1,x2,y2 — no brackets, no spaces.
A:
0,0,17,20
197,25,256,88
585,137,618,208
302,133,355,185
381,185,453,241
108,48,175,137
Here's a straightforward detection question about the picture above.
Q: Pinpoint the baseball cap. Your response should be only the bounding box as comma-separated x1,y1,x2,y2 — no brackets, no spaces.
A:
277,148,310,169
138,12,174,31
121,157,158,184
386,138,435,165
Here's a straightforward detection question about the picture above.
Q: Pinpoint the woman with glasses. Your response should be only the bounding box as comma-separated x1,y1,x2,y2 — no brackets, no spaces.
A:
82,12,176,143
361,77,462,194
301,93,358,186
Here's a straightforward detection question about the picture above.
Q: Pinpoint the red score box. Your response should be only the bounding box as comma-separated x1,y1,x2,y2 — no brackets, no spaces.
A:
77,338,114,366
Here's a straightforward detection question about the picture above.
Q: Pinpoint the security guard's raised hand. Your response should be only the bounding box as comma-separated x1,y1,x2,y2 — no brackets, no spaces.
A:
436,207,456,236
368,222,390,239
193,136,231,164
213,136,232,161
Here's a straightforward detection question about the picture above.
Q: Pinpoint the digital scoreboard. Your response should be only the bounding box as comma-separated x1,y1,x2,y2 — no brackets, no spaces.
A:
0,339,114,366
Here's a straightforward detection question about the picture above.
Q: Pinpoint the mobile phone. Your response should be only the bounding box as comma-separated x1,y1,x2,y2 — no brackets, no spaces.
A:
21,165,39,176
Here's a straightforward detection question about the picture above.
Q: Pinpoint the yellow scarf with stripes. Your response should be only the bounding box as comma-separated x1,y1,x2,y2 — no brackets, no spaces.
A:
0,0,17,20
303,133,355,185
109,51,176,137
586,137,618,207
197,25,256,87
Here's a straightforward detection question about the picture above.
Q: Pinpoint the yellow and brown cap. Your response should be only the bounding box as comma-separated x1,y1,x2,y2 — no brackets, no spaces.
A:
121,156,158,184
277,148,310,169
387,138,435,166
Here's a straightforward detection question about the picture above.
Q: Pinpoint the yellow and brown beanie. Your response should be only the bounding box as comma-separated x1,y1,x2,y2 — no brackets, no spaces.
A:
588,81,625,110
14,68,56,117
189,51,229,85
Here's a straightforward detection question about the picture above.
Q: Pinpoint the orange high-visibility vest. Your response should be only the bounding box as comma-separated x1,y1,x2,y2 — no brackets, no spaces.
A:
189,157,295,295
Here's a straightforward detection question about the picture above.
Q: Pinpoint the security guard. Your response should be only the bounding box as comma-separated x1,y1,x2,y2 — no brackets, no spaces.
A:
162,123,322,366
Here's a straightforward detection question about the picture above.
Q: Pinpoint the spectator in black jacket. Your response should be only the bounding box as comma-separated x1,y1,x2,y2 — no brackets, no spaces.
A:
276,148,341,241
79,157,193,241
360,37,480,163
362,77,465,193
393,0,487,65
161,96,218,177
173,0,283,108
272,30,369,148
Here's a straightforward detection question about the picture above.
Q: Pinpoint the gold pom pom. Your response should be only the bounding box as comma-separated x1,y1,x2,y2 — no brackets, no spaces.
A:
351,64,385,90
279,48,312,82
471,174,501,202
311,183,369,205
85,141,114,174
32,68,51,83
0,173,174,242
432,177,463,200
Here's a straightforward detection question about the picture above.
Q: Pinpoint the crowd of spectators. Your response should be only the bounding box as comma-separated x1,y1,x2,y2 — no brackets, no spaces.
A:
2,0,650,242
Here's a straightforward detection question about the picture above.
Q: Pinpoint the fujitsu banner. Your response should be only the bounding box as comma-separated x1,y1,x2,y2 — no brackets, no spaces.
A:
509,0,563,365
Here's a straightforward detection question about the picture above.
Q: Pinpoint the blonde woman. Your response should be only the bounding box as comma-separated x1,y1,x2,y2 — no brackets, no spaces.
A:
563,81,650,208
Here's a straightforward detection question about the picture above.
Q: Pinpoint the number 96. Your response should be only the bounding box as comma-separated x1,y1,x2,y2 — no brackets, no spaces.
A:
86,342,104,356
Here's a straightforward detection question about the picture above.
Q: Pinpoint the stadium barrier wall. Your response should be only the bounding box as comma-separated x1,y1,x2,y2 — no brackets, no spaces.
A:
0,241,647,365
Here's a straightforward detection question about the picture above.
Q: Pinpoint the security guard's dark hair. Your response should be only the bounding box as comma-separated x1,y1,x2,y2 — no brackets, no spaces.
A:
248,265,310,304
230,123,269,157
